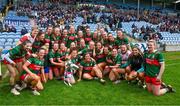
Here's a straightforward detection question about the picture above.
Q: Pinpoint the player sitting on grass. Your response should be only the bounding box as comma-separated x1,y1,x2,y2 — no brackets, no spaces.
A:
125,46,145,87
79,53,105,84
106,48,122,84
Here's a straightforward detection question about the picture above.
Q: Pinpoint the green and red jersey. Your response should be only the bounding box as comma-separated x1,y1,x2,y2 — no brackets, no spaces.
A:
78,45,88,52
67,33,77,48
103,39,109,47
60,36,68,45
115,37,129,46
95,49,107,64
44,52,50,67
58,50,69,61
9,45,27,60
71,55,81,65
50,34,61,44
108,41,117,49
21,57,44,75
106,54,122,66
84,33,93,45
144,51,164,77
79,47,94,57
32,40,45,53
48,49,59,66
76,37,84,45
80,59,96,73
45,33,52,43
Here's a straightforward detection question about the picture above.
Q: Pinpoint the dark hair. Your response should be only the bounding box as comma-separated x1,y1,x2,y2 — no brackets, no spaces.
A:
83,52,91,59
69,47,78,54
21,40,32,46
37,30,44,37
120,44,127,48
37,48,46,53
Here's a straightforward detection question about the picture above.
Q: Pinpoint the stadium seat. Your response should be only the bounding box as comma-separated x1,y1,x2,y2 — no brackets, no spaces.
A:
4,46,12,50
0,38,6,43
0,45,4,49
7,38,14,42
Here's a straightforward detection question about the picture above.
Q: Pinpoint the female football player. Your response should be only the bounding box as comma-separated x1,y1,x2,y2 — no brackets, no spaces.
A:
20,48,46,95
79,53,105,83
2,40,32,95
144,40,174,96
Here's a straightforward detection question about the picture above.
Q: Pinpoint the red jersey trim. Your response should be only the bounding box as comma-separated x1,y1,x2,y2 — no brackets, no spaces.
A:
96,54,105,59
20,36,28,42
28,63,42,71
83,66,93,71
146,58,160,66
69,36,75,40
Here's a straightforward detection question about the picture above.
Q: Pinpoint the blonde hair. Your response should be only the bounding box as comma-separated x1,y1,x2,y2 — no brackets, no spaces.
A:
148,39,156,46
31,26,39,31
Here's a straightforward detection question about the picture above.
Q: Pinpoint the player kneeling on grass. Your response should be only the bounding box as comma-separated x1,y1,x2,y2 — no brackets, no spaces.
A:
1,40,32,95
144,40,175,96
125,46,145,86
20,48,46,95
79,53,105,84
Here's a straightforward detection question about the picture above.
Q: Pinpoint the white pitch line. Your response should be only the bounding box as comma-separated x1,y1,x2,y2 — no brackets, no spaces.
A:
166,63,180,66
166,58,180,61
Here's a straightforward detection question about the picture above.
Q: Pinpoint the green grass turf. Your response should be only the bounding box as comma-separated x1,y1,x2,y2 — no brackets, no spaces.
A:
0,52,180,105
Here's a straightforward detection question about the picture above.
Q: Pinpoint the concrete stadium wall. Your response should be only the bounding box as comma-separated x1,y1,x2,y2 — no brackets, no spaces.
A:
165,44,180,51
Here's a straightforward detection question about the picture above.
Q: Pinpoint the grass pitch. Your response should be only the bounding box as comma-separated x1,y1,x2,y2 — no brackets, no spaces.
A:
0,52,180,105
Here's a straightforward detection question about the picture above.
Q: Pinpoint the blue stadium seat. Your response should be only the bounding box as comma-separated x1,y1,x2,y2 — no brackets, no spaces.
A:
7,38,14,42
0,38,6,43
0,45,4,49
4,46,12,50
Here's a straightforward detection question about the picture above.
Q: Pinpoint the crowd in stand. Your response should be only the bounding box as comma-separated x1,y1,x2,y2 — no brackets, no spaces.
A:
131,24,163,41
14,1,180,36
0,21,17,33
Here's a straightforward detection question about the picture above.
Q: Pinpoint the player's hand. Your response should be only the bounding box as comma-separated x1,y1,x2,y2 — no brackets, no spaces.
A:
31,54,37,58
105,66,109,69
11,62,16,66
156,76,161,82
109,66,114,68
107,59,113,64
43,77,47,83
30,73,39,80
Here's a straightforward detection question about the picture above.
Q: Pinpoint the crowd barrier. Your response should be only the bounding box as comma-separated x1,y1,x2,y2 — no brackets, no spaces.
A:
165,44,180,51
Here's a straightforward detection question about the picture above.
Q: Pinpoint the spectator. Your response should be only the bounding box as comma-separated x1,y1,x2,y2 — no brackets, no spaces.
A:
21,27,28,36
